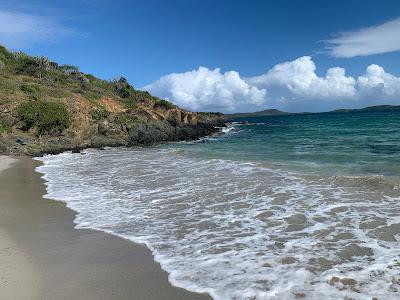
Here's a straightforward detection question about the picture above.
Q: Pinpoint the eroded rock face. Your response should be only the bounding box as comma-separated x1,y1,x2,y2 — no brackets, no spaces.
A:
166,109,198,125
185,112,198,125
168,109,182,123
182,114,188,124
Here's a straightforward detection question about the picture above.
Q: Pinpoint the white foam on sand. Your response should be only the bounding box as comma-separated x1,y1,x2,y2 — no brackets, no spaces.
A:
35,148,400,300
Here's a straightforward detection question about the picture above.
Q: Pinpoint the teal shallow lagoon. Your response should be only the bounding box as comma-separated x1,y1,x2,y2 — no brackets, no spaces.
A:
173,110,400,176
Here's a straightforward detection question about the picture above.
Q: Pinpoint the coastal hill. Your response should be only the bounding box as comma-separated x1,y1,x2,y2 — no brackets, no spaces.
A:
0,46,222,155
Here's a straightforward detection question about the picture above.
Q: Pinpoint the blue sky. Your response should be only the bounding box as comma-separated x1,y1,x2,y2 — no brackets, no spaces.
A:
2,0,400,112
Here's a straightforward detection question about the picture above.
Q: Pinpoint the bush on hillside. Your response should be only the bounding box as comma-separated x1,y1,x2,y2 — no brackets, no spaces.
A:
154,99,175,109
0,46,14,67
113,77,134,98
0,116,12,133
16,100,71,136
59,64,79,74
114,112,146,127
20,83,42,96
13,55,41,77
90,109,110,121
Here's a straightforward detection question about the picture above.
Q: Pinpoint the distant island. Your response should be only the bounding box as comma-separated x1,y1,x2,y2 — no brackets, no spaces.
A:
224,109,289,119
225,105,400,119
330,105,400,113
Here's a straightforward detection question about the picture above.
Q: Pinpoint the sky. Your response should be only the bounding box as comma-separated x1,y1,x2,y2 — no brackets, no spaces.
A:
2,0,400,112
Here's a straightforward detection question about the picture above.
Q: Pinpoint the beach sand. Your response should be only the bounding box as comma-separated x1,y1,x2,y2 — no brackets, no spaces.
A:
0,157,211,300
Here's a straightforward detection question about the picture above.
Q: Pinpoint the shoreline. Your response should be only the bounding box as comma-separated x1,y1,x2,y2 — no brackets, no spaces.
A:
0,125,225,157
0,119,226,157
0,156,211,300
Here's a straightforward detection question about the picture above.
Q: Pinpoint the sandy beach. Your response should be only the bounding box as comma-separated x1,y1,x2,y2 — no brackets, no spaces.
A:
0,156,210,300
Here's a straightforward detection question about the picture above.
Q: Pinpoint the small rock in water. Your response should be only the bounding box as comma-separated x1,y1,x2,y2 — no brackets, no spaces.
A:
293,292,306,298
262,262,272,268
328,276,340,286
340,277,357,286
280,256,297,264
338,243,374,261
274,241,285,249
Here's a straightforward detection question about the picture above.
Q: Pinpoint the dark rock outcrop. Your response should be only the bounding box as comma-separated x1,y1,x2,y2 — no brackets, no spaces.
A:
128,120,218,146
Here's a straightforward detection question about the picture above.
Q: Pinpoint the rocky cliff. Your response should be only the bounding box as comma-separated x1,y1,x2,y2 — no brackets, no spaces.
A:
0,46,223,156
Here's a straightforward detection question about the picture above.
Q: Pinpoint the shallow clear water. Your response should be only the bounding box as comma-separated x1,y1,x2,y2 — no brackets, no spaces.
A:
36,110,400,300
176,111,400,176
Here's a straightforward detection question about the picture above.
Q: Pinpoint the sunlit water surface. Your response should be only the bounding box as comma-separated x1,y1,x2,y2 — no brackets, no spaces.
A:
36,111,400,299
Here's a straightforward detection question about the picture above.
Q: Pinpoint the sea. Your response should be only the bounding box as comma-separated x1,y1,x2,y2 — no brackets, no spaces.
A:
35,110,400,300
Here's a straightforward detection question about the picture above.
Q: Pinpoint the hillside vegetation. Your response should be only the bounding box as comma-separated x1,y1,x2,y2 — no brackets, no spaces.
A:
0,46,223,155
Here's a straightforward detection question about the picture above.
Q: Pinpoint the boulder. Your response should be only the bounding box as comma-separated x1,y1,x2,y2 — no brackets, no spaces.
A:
16,138,28,145
98,119,110,135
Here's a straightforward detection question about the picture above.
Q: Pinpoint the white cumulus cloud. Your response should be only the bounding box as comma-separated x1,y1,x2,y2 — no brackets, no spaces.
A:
144,57,400,113
325,18,400,57
0,10,77,48
143,67,267,112
247,56,356,100
358,64,400,99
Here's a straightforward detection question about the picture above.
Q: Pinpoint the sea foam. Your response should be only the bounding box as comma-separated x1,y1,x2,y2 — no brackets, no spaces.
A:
35,148,400,300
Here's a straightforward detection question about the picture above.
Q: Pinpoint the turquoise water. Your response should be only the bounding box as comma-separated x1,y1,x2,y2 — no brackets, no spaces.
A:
174,110,400,176
36,109,400,299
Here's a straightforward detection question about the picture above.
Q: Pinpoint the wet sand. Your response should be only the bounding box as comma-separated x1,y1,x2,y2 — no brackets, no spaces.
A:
0,157,211,300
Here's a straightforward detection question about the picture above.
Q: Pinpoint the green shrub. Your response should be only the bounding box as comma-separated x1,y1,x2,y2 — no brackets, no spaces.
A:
16,100,71,135
85,74,97,81
130,90,158,102
0,117,11,133
84,92,101,103
90,109,109,121
154,99,175,109
20,83,42,94
13,55,40,77
114,112,146,127
0,46,14,67
59,64,79,73
113,77,134,98
90,78,114,91
121,98,138,109
114,113,129,126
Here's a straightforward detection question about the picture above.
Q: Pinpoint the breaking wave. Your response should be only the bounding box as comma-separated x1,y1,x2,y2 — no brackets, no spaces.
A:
35,148,400,299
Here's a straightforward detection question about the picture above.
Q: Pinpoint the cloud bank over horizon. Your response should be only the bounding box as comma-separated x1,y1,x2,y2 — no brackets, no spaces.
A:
144,57,400,113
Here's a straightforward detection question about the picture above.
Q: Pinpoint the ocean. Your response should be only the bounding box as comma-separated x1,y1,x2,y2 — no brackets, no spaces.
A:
36,110,400,299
